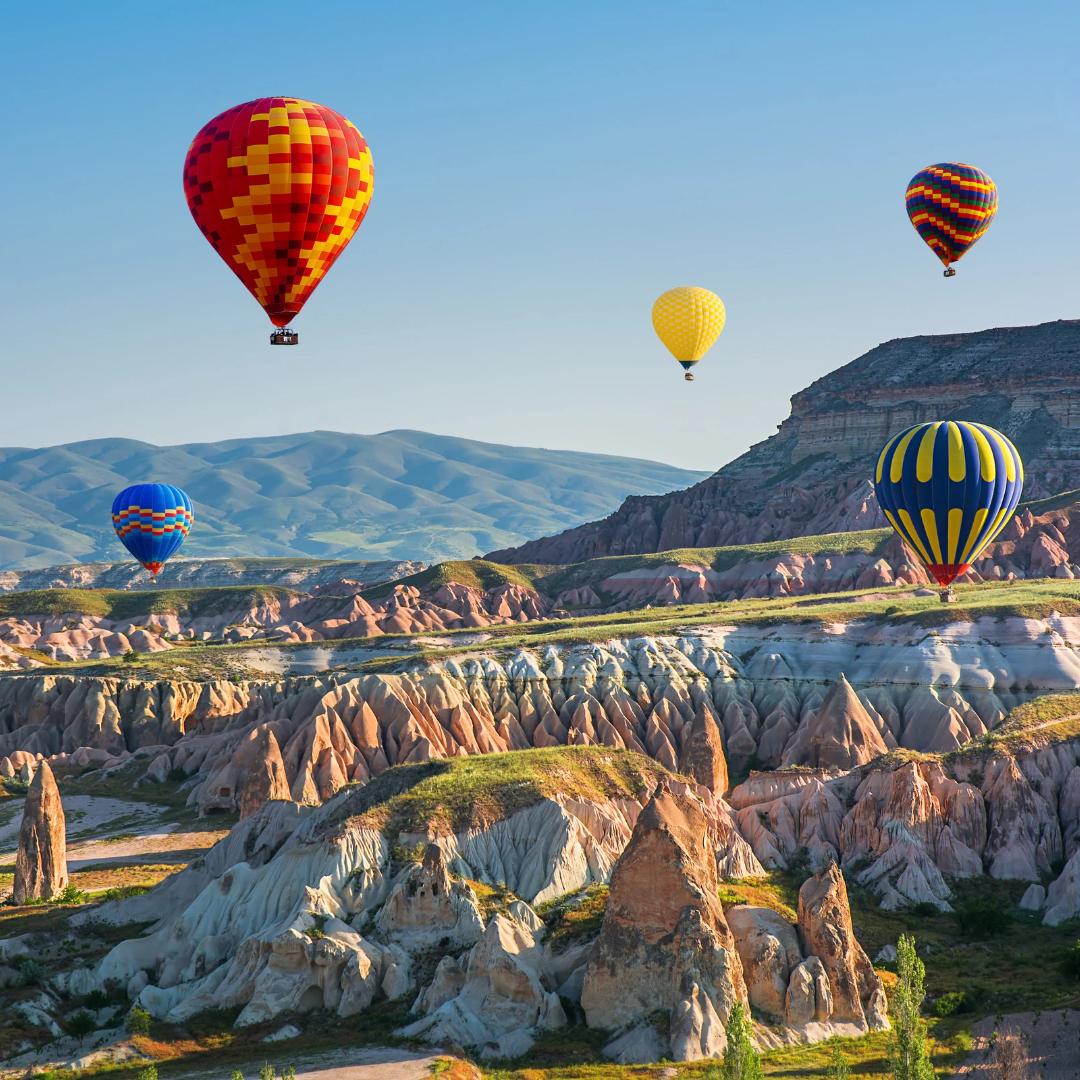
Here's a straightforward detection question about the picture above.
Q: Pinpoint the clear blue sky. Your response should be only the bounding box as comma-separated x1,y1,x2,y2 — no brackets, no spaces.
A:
5,1,1079,471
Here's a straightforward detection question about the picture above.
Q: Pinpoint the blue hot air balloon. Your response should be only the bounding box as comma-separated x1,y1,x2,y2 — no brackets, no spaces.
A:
111,483,194,576
874,421,1023,592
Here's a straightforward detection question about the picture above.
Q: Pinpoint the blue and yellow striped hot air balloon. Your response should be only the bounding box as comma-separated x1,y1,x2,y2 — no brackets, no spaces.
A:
111,483,194,576
874,421,1023,589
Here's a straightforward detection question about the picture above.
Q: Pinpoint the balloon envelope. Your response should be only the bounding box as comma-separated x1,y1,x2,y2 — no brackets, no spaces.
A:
652,287,726,373
905,163,997,271
183,97,374,327
874,421,1023,587
111,484,194,575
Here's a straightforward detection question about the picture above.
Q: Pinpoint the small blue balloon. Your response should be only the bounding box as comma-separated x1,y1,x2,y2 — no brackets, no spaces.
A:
111,483,194,575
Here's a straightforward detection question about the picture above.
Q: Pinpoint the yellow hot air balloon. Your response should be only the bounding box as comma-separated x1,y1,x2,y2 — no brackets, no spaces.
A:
652,286,726,381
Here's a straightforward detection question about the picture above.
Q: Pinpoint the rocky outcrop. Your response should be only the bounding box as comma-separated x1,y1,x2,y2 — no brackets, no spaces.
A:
488,319,1080,563
781,674,894,770
399,911,566,1059
13,760,68,903
581,782,748,1061
6,616,1080,821
235,727,292,819
0,557,423,594
796,864,888,1031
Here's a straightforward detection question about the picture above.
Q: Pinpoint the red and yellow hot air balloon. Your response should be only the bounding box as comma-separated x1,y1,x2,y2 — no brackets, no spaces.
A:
183,97,374,344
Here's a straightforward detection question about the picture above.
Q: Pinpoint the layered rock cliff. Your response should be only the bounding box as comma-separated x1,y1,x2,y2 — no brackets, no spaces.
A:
487,320,1080,563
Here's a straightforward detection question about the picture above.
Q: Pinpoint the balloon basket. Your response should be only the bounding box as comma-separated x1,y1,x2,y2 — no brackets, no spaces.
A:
943,267,956,278
271,329,299,346
684,372,695,382
940,588,957,604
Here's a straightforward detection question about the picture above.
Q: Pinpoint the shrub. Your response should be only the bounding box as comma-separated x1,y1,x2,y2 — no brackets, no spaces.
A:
231,1072,244,1080
15,956,43,985
953,899,1009,939
951,1030,975,1054
912,901,940,918
933,991,967,1017
282,1068,296,1080
259,1064,275,1080
66,1010,97,1037
84,989,109,1009
126,1006,151,1036
54,883,87,904
136,1068,157,1080
1061,939,1080,979
166,766,189,783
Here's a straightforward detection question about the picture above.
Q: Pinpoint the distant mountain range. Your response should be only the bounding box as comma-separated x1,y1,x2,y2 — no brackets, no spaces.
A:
0,430,707,569
488,319,1080,563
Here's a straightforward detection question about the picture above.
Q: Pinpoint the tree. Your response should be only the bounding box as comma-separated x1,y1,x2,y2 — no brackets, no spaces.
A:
126,1006,152,1036
827,1040,851,1080
888,933,935,1080
721,1002,763,1080
989,1030,1031,1080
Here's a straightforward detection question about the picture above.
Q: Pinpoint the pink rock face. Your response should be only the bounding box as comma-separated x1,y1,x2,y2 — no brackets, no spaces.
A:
797,863,887,1029
581,781,749,1057
780,674,894,770
13,760,68,903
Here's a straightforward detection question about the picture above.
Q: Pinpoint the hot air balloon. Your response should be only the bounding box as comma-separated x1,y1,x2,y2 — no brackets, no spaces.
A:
874,421,1022,600
183,97,374,344
111,484,194,577
905,163,998,277
652,287,726,381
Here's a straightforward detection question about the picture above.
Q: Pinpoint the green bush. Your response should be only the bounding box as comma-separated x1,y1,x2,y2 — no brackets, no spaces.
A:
953,899,1009,939
912,901,940,918
1061,939,1080,979
84,989,109,1009
136,1067,157,1080
54,883,87,904
125,1006,151,1036
66,1010,97,1037
933,991,967,1017
951,1030,975,1054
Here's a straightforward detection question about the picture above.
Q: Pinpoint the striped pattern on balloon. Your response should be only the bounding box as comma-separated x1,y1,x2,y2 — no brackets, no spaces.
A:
873,421,1023,587
905,163,998,274
111,483,194,575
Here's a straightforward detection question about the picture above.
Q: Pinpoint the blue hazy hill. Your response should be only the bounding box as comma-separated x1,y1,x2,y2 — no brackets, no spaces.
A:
0,430,708,569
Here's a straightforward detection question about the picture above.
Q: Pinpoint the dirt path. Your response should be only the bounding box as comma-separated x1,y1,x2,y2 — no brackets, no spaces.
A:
0,795,225,868
948,1009,1080,1078
157,1047,444,1080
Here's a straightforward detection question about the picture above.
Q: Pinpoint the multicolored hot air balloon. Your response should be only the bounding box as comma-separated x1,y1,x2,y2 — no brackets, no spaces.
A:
111,484,194,576
905,163,998,277
652,287,726,381
874,421,1022,593
183,97,374,344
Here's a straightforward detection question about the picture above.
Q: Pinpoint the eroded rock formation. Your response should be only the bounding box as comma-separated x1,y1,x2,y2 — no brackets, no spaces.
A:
13,760,68,903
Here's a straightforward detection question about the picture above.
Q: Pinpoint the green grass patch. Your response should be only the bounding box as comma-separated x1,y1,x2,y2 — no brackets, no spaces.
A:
0,585,296,622
338,747,670,837
362,559,540,600
537,884,609,949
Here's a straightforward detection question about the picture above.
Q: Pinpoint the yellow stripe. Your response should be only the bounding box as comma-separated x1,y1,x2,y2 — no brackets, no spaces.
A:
895,508,933,565
920,508,944,564
876,432,902,485
984,427,1016,482
983,506,1015,546
959,507,990,565
889,427,922,484
968,424,997,482
947,507,964,564
916,422,941,482
947,421,966,482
